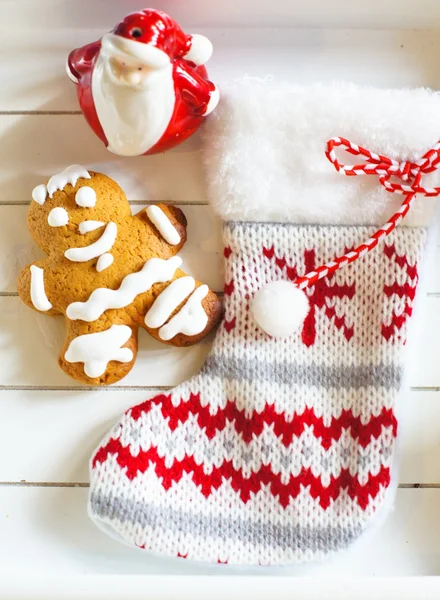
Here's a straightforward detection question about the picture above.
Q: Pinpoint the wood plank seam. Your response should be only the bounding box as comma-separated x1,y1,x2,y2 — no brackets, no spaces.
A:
0,482,89,487
0,111,82,116
0,385,437,392
0,200,210,206
0,385,173,391
0,290,224,297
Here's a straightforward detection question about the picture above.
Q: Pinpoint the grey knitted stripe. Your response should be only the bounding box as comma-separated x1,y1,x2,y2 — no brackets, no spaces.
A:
90,492,363,554
201,355,402,390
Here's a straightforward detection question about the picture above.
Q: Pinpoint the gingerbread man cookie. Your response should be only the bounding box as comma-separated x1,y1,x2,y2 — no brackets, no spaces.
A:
18,165,222,385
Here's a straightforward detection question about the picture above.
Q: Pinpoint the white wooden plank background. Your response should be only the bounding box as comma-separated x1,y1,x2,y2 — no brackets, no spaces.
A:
3,0,440,595
3,29,440,114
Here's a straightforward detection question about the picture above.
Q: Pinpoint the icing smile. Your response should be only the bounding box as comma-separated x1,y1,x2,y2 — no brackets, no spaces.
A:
65,222,117,263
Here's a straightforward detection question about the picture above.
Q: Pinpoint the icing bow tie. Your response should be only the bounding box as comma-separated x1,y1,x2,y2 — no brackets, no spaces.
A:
293,136,440,293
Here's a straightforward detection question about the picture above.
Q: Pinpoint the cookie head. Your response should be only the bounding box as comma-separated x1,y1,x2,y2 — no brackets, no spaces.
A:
28,165,131,255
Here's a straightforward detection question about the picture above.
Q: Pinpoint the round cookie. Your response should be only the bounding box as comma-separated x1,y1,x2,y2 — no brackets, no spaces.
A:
18,165,222,385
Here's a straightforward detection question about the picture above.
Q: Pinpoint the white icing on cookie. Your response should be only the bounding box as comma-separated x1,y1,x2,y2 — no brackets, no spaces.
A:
159,285,209,341
96,253,114,272
79,220,105,234
64,222,117,262
75,186,97,208
66,256,182,322
64,324,133,378
47,165,91,198
30,265,53,312
144,276,195,329
48,207,69,227
146,205,181,246
32,184,48,205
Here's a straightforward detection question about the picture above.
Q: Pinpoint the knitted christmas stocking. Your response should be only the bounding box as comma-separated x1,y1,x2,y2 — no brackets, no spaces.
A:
89,82,440,565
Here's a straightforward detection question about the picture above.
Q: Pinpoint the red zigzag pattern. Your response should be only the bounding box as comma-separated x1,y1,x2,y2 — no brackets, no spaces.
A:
128,393,397,450
92,439,390,510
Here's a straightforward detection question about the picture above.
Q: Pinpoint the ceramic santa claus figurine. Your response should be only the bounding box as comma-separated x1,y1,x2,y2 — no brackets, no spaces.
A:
67,9,219,156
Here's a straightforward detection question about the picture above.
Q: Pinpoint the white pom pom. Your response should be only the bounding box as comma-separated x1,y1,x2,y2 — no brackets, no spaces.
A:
251,280,310,339
184,34,213,66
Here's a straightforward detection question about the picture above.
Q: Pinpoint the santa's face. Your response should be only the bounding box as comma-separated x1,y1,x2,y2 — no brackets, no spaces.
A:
100,33,171,90
91,17,177,157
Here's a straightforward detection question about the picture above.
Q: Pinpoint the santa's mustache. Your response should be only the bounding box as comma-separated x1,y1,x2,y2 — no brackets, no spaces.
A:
100,33,171,86
107,58,156,87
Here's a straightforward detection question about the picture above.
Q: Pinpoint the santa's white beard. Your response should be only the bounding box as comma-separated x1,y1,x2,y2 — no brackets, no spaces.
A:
92,56,175,157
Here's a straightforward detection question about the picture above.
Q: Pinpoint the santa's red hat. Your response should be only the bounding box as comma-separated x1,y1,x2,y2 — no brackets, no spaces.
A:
112,9,213,66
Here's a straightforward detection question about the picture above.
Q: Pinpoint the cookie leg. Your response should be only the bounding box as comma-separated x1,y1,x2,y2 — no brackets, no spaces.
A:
59,319,138,385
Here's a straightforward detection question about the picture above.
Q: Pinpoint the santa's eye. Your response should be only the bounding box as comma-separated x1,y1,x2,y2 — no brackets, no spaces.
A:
130,27,143,38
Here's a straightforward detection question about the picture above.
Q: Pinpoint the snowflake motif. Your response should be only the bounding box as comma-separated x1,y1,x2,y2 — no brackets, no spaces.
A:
381,243,418,342
263,247,355,346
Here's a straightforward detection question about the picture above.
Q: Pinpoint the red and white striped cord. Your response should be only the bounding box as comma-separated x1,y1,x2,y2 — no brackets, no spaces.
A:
294,137,440,290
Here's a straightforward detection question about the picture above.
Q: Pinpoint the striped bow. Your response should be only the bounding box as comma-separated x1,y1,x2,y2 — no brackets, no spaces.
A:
326,136,440,197
293,136,440,292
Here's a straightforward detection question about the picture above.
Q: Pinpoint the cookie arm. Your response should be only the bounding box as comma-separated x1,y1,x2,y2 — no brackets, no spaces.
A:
17,262,61,315
67,41,101,85
137,203,188,256
140,269,222,348
59,318,138,386
174,62,218,117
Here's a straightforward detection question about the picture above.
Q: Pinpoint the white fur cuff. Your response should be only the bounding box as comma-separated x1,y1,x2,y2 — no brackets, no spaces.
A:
202,81,440,226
